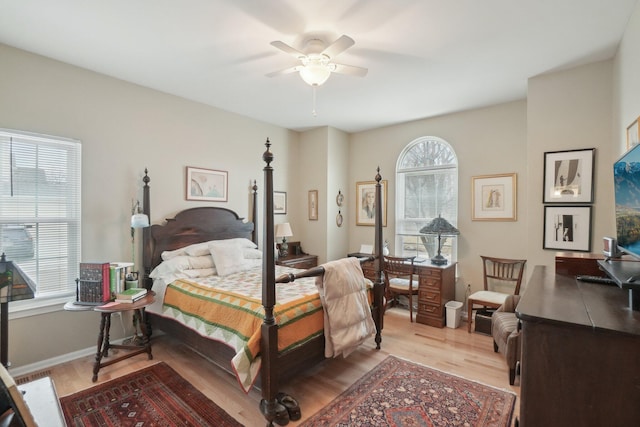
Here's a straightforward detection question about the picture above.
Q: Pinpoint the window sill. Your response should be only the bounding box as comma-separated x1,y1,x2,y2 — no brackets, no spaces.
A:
8,294,75,320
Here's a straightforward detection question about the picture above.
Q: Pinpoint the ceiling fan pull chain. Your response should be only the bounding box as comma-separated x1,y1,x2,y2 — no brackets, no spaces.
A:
312,86,318,117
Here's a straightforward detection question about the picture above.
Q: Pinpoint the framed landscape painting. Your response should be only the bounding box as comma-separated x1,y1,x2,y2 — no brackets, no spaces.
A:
186,167,228,202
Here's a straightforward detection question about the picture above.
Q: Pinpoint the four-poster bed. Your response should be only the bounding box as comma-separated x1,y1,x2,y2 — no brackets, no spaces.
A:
140,139,386,426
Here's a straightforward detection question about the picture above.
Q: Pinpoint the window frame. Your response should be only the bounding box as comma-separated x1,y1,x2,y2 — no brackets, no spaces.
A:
395,136,458,264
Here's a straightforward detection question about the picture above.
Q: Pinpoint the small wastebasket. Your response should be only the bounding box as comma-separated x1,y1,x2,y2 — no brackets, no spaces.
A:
445,300,463,329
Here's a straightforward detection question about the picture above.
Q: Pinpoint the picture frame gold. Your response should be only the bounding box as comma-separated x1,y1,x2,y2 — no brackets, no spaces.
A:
471,173,517,221
356,180,387,226
308,190,318,220
186,166,228,202
627,116,640,150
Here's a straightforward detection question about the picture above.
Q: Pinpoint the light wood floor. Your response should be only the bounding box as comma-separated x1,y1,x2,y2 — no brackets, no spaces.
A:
42,308,520,426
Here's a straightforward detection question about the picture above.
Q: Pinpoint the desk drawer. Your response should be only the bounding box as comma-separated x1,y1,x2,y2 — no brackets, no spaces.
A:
420,276,442,291
418,302,443,318
419,289,440,304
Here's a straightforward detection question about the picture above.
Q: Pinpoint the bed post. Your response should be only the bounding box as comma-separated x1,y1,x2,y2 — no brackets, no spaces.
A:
373,167,384,349
252,180,258,246
259,139,281,427
141,169,152,290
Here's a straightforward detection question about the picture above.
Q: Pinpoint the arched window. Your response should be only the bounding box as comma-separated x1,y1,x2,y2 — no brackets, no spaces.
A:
395,137,458,263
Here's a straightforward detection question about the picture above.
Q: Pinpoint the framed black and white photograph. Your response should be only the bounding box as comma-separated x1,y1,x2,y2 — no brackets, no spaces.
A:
471,173,517,221
543,148,595,204
186,166,228,202
274,191,287,215
543,205,592,252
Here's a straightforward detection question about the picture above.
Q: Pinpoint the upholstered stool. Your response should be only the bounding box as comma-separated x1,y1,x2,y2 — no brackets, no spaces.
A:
491,294,521,385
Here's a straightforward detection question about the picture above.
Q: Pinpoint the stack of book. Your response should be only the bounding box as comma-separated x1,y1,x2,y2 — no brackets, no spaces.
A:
114,287,148,304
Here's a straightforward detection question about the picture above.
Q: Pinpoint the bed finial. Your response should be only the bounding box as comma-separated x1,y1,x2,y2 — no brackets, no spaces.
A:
375,166,381,183
263,138,273,166
143,168,150,186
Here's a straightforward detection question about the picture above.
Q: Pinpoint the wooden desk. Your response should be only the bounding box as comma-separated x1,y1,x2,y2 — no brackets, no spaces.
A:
348,253,456,327
516,266,640,426
92,293,155,382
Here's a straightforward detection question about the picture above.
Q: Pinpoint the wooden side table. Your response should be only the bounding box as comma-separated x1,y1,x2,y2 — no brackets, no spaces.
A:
91,292,155,382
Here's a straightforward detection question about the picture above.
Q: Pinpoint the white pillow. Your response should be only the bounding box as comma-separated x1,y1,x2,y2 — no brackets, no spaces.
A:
243,248,262,259
209,241,247,276
184,238,258,257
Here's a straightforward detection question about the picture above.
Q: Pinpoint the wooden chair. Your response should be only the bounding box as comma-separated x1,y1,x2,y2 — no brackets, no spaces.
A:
383,256,417,322
467,256,526,333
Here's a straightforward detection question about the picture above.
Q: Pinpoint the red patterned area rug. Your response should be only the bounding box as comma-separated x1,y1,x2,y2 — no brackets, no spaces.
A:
59,362,242,426
302,355,516,427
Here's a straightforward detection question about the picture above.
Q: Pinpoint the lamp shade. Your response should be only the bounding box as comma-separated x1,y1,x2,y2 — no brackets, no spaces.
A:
419,215,459,236
275,222,293,238
131,213,150,229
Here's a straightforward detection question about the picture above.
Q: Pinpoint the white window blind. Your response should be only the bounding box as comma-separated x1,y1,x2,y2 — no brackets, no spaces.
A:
395,137,458,262
0,129,81,299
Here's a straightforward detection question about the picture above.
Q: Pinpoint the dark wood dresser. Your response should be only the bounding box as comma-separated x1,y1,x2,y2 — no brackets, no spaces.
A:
516,266,640,426
555,251,605,277
276,241,318,269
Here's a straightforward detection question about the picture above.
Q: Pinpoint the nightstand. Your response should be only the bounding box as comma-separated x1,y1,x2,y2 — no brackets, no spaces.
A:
276,253,318,269
91,292,155,382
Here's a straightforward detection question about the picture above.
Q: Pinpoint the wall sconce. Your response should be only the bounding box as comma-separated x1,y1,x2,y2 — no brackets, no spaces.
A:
275,223,293,257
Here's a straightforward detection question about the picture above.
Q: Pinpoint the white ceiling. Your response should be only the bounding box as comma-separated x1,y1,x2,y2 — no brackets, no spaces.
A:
0,0,637,133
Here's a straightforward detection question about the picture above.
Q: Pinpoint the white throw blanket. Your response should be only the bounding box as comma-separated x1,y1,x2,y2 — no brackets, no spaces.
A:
315,257,376,358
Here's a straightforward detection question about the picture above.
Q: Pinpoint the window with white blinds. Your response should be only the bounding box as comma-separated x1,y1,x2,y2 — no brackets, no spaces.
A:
0,129,81,299
395,137,458,262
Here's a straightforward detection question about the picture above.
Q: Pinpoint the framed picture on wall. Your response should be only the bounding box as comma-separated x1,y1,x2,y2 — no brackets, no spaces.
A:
543,205,592,252
356,180,387,226
471,173,517,221
274,191,287,214
186,166,228,202
542,148,595,204
308,190,318,220
627,116,640,150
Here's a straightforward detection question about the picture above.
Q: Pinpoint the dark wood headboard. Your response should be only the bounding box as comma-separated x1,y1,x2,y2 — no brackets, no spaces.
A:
140,170,258,289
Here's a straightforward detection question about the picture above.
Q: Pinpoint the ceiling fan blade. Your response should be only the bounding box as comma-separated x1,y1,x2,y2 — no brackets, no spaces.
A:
321,35,355,59
270,41,306,59
332,63,368,77
266,65,303,78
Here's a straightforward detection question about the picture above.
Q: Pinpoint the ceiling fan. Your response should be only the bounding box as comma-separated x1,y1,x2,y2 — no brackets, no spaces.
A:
267,35,368,87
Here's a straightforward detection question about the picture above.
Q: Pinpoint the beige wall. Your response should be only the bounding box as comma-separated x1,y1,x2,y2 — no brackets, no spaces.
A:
0,43,298,369
349,101,528,298
2,0,640,370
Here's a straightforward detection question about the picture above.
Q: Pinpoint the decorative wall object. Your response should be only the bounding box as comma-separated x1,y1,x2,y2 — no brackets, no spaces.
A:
186,167,228,202
543,205,592,252
543,148,594,204
471,173,517,221
309,190,318,220
627,116,640,149
356,180,387,226
274,191,287,214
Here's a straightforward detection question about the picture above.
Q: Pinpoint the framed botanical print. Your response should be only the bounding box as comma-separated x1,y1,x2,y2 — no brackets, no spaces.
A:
543,148,595,204
471,173,517,221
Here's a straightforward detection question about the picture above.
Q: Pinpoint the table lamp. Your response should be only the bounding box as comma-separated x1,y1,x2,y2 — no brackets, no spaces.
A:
419,215,459,266
275,223,293,257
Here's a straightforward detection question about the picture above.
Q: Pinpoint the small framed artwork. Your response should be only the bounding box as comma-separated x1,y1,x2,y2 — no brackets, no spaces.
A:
543,148,595,204
356,180,388,226
627,116,640,150
308,190,318,221
186,167,228,202
543,205,592,252
274,191,287,215
471,173,517,221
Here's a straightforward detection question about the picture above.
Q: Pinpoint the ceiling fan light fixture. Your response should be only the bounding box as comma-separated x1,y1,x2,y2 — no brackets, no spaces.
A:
299,64,331,86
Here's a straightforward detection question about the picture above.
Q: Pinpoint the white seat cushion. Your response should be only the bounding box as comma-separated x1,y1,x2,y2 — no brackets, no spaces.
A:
388,278,412,290
469,290,509,306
